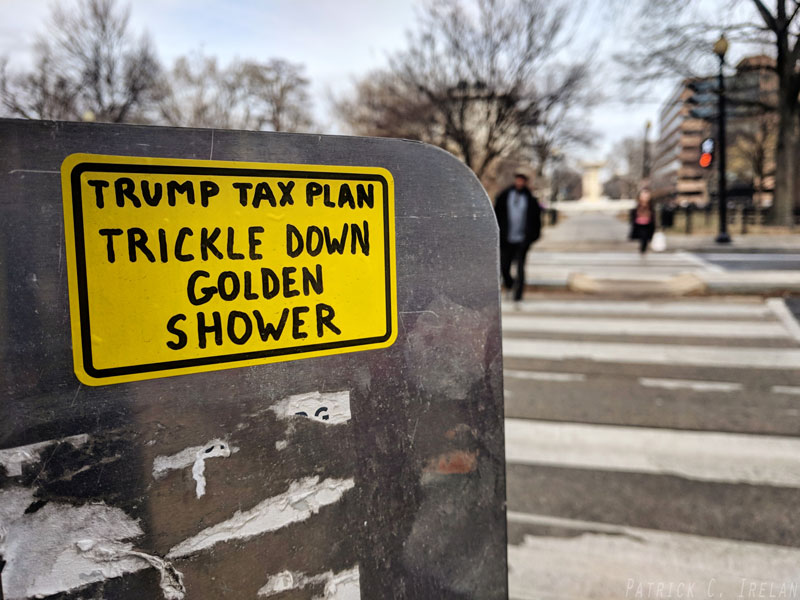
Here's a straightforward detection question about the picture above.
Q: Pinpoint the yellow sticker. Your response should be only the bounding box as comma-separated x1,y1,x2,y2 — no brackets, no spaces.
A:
61,154,397,386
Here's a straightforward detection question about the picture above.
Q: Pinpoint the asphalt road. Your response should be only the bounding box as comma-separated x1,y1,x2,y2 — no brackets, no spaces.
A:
788,297,800,321
695,253,800,271
503,296,800,599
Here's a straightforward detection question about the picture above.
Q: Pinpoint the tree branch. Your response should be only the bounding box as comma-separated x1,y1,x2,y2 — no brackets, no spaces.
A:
751,0,778,32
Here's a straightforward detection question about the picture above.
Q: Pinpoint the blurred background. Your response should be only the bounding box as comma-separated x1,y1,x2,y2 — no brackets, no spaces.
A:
3,0,800,597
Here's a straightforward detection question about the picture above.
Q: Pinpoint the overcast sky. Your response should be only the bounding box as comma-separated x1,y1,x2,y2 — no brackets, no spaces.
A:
0,0,678,166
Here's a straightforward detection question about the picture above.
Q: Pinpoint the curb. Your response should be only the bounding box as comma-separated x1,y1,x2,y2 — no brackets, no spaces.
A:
527,273,800,296
565,273,705,296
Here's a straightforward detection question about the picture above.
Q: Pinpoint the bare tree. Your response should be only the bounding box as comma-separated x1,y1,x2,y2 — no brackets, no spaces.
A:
750,1,800,226
1,0,161,123
528,63,597,178
334,0,593,184
157,55,241,129
552,163,583,200
0,44,80,120
159,55,313,132
241,59,313,132
615,0,800,226
333,68,443,143
729,111,778,219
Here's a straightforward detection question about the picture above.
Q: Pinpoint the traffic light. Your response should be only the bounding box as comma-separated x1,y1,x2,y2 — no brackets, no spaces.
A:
699,137,714,168
687,79,718,120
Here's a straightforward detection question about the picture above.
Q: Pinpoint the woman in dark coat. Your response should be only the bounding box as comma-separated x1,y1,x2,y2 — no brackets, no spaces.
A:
630,188,656,254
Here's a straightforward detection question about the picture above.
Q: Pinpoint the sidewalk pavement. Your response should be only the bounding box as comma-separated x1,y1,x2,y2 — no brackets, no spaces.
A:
524,213,800,296
663,233,800,253
537,223,800,253
524,251,800,296
538,209,800,251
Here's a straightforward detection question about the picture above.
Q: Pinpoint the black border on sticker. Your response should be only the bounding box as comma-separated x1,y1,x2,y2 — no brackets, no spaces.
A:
69,162,394,379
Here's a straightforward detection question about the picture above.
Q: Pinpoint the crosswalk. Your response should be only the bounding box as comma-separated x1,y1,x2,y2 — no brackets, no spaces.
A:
524,252,723,287
524,251,800,295
503,297,800,598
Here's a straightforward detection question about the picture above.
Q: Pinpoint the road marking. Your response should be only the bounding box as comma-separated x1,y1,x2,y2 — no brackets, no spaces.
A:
529,252,704,264
678,250,726,273
524,268,705,277
503,339,800,370
772,385,800,396
505,418,800,487
502,300,771,318
698,253,800,261
767,298,800,344
505,369,586,382
638,378,742,392
503,315,787,338
507,512,800,600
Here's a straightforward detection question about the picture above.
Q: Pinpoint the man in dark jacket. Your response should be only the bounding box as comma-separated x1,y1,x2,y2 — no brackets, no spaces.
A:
494,172,542,301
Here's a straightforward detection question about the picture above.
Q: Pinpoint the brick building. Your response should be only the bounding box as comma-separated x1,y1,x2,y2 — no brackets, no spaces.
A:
650,55,777,208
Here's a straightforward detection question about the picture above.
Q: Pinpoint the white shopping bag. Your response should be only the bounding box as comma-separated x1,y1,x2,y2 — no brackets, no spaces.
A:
651,231,667,252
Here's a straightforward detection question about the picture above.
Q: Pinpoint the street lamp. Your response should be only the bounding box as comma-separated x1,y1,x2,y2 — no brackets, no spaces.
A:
642,120,652,182
714,34,731,243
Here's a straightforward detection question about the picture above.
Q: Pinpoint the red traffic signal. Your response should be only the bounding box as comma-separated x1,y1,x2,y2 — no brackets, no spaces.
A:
699,137,714,168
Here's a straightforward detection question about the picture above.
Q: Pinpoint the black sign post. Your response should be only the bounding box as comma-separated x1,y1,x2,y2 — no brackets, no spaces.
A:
0,119,507,600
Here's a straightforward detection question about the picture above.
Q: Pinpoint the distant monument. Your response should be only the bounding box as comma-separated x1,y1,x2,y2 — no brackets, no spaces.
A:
555,160,634,214
580,161,606,202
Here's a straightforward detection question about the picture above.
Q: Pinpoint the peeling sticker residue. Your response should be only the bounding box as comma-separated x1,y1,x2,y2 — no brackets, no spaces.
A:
191,441,232,498
0,434,89,477
152,439,236,498
270,391,351,425
259,570,298,595
167,477,355,558
76,540,185,600
318,567,361,600
258,566,361,599
0,486,184,600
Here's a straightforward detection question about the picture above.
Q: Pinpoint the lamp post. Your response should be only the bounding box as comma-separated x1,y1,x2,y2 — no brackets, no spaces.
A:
642,120,652,182
714,34,731,243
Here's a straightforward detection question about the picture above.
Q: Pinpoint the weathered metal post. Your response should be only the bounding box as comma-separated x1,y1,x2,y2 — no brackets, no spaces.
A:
0,119,507,599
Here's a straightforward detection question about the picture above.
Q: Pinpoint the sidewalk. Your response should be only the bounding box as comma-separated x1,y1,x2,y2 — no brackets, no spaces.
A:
537,215,800,253
528,214,800,296
664,233,800,253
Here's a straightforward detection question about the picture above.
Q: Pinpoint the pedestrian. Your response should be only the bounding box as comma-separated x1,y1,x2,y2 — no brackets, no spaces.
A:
494,170,542,302
629,188,656,255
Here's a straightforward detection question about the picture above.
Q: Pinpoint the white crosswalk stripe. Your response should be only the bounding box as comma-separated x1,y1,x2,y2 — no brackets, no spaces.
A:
772,385,800,396
507,513,800,600
504,369,586,382
505,418,800,488
503,338,800,369
523,252,716,284
502,315,789,338
503,297,800,598
502,299,773,318
638,377,742,392
768,298,800,343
